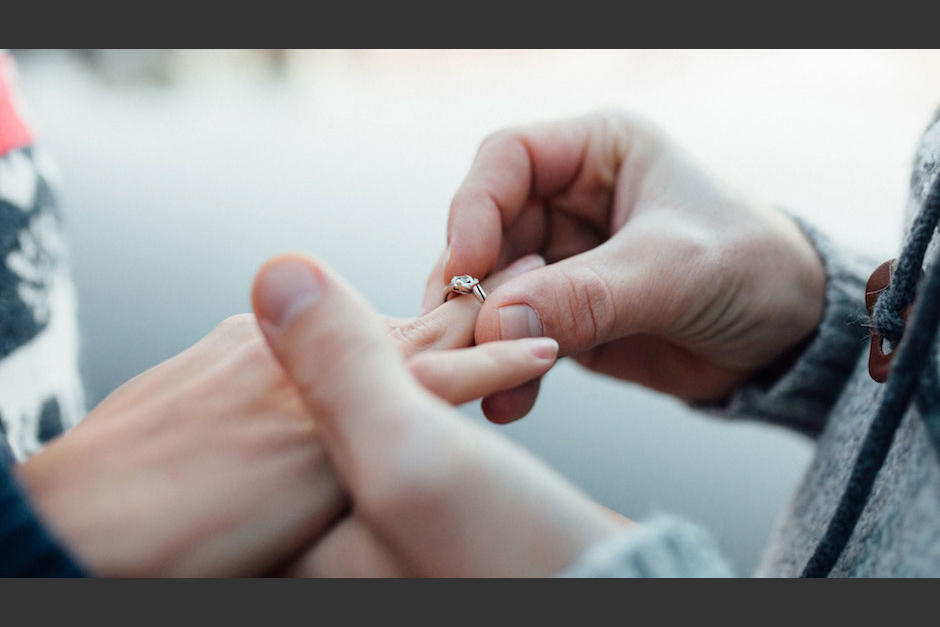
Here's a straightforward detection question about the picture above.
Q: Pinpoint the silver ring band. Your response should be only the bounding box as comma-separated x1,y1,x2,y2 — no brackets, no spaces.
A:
443,275,487,304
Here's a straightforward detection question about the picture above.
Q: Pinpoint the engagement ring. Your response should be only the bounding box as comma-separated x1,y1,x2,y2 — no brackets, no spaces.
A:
443,275,487,304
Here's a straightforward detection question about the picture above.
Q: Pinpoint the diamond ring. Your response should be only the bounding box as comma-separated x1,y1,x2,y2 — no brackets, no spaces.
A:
443,275,487,304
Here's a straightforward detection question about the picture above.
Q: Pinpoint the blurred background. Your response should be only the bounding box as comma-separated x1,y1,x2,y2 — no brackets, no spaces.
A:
10,49,940,574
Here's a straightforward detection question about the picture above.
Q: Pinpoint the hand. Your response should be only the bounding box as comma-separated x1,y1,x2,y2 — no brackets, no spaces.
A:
422,111,826,422
387,254,560,404
252,254,627,577
16,314,340,576
16,258,552,576
279,259,569,578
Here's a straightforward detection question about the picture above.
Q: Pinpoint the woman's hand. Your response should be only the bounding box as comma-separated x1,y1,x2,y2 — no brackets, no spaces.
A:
15,257,553,576
252,254,627,577
422,111,827,422
16,313,340,576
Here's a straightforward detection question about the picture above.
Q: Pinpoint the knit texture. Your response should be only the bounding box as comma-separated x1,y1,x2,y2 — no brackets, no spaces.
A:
558,515,733,578
803,169,940,576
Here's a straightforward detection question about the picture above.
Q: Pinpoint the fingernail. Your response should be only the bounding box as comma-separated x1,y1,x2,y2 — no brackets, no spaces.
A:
498,304,542,340
255,259,323,328
506,254,545,275
518,337,558,361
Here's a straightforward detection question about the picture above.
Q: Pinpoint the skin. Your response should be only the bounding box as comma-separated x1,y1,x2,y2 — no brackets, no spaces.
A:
252,254,627,577
273,111,828,576
421,110,828,423
15,110,828,577
16,256,559,576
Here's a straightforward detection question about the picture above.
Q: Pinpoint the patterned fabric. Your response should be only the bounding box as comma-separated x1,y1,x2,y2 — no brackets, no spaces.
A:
0,52,84,463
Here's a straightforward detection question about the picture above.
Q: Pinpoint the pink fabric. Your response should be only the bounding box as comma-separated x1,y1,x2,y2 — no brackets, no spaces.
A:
0,53,33,155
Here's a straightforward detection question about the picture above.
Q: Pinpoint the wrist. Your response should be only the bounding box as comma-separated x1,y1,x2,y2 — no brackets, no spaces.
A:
13,448,101,574
0,462,85,576
14,434,173,577
14,441,122,575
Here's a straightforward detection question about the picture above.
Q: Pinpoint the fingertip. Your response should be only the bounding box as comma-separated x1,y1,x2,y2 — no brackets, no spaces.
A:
481,378,541,424
516,337,559,362
251,253,326,332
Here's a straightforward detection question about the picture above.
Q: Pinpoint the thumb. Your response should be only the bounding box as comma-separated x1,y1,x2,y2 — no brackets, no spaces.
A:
474,243,653,356
251,253,425,482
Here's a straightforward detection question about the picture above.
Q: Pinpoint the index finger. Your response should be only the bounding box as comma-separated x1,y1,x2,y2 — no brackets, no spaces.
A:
424,117,596,307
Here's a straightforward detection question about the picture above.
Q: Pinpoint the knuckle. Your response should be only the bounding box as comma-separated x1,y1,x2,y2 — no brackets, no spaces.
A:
555,265,617,349
600,108,664,146
203,313,262,352
388,315,440,352
213,313,257,340
223,312,256,328
479,128,518,153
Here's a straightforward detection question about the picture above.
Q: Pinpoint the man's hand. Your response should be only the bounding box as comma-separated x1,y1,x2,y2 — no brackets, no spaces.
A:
253,254,626,577
422,111,827,422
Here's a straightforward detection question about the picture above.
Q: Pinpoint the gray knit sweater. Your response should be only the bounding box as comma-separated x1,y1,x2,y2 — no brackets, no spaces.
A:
560,111,940,578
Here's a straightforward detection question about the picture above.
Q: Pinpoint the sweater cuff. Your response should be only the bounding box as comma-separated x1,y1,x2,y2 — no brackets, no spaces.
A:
557,515,733,578
0,464,85,577
696,216,873,436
